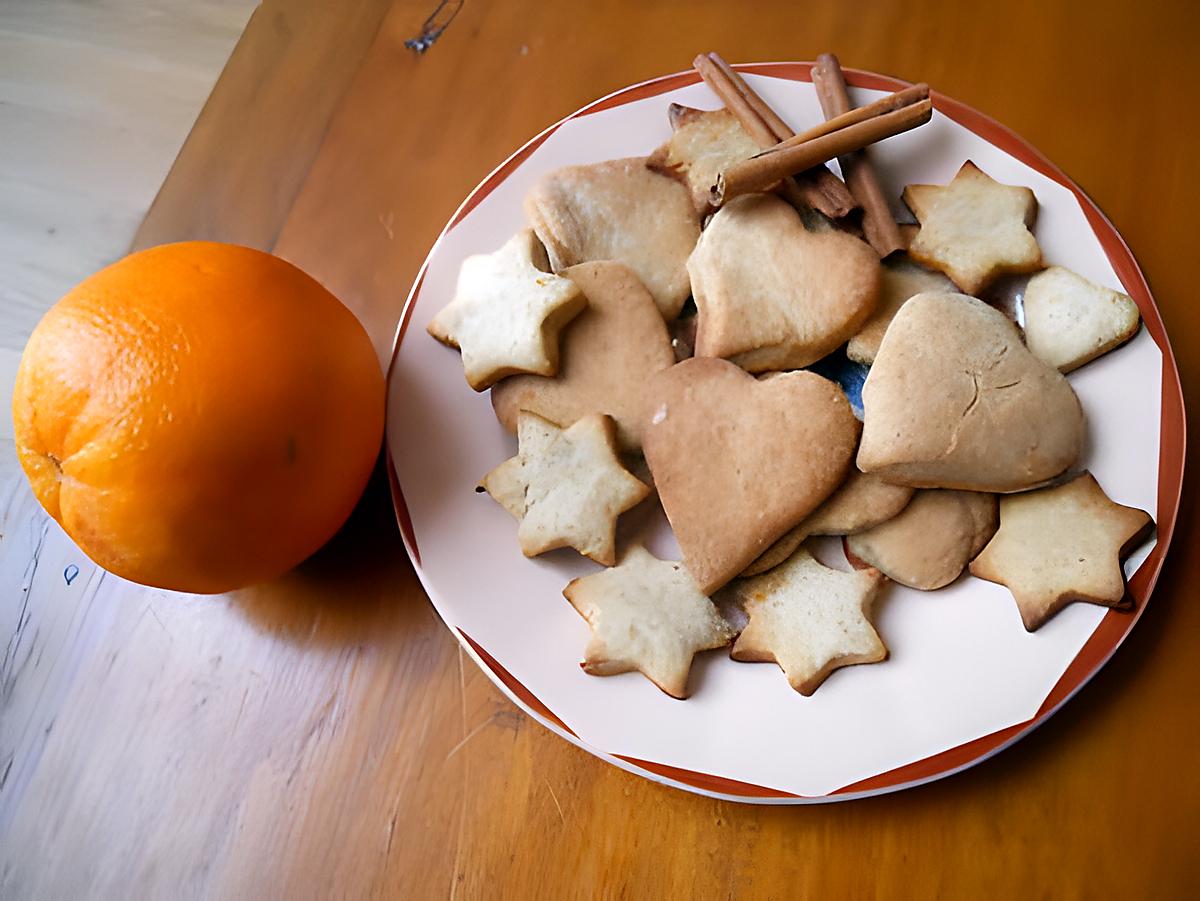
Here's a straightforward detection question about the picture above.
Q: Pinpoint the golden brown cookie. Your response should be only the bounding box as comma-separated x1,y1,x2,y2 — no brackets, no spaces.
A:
969,472,1153,630
647,104,759,215
525,158,700,319
687,193,880,372
846,256,956,364
427,230,586,390
563,545,736,698
903,161,1043,294
491,261,675,453
729,548,888,696
480,412,649,565
742,470,914,577
858,291,1084,492
642,357,860,594
846,489,997,590
1022,266,1141,373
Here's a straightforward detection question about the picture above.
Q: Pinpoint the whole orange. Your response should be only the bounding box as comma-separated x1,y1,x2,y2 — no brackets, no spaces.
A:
12,241,384,593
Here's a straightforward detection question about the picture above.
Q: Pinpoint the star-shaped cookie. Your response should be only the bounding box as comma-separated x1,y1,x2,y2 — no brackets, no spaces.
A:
903,161,1043,295
647,105,759,215
480,411,649,565
563,545,736,698
427,229,586,390
968,472,1154,631
729,548,887,695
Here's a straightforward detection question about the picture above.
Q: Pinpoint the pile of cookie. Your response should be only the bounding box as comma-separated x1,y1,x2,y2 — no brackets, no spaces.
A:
428,53,1153,699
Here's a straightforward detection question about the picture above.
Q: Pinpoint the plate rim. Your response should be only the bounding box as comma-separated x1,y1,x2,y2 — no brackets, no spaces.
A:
384,61,1187,803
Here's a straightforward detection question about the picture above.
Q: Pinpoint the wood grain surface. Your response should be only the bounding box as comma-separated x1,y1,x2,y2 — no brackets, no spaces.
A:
3,0,1199,897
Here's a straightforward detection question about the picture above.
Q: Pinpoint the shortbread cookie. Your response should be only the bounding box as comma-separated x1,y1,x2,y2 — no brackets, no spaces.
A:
858,292,1084,492
969,472,1153,630
563,545,736,698
525,158,701,319
687,193,880,372
491,261,675,452
742,470,915,577
904,161,1043,294
1022,266,1141,373
730,548,888,695
642,358,860,594
846,489,997,590
648,105,759,214
480,411,649,565
427,230,586,390
846,256,956,364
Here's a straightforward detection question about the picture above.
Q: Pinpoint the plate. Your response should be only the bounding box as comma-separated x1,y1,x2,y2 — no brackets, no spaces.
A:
385,63,1185,803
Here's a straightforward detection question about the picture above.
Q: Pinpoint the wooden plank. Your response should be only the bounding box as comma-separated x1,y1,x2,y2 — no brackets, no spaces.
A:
130,0,392,252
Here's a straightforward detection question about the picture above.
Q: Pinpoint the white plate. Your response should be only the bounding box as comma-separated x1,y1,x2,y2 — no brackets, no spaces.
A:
385,63,1185,803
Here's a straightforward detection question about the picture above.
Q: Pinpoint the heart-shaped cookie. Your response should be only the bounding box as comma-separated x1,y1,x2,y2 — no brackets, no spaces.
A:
687,193,880,372
858,291,1084,492
492,261,676,452
642,358,860,593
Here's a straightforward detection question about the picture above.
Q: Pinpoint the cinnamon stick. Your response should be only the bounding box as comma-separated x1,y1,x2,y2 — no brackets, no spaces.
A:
787,82,929,148
692,53,782,147
693,53,858,219
708,53,862,219
707,53,794,142
713,98,932,207
812,54,910,257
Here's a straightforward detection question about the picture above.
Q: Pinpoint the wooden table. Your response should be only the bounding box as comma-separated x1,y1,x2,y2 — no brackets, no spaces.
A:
3,0,1198,896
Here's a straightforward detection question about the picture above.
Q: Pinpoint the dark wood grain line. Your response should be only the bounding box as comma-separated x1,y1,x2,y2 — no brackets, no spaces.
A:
131,0,393,252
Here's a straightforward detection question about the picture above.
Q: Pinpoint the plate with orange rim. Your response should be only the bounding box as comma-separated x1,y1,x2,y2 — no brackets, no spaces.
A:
384,62,1185,803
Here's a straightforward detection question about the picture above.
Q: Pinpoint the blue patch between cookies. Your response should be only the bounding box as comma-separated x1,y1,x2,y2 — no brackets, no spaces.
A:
807,351,868,419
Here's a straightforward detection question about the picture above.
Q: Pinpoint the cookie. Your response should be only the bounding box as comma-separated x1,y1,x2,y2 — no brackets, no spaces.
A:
480,411,649,565
491,261,675,452
858,291,1084,492
687,193,880,372
642,357,860,594
525,158,701,319
904,161,1043,294
741,470,915,577
427,230,586,390
968,472,1153,630
729,548,888,695
1021,266,1141,373
846,256,956,364
647,104,759,215
845,489,997,590
563,545,736,698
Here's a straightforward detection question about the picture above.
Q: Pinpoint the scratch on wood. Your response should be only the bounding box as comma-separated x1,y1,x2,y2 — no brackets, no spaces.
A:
232,687,250,730
146,605,169,636
378,211,395,240
1,517,49,692
544,778,565,826
284,759,304,789
456,646,468,737
385,808,399,862
444,711,509,761
448,646,470,900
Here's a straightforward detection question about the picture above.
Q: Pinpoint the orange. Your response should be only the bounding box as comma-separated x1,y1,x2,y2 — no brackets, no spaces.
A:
12,241,385,594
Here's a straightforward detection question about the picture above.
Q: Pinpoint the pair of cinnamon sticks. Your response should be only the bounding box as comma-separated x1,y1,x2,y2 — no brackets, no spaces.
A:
693,52,931,258
693,53,857,220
